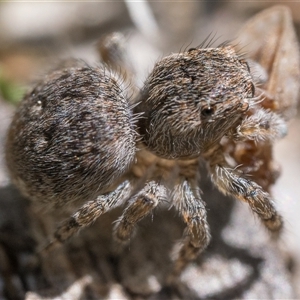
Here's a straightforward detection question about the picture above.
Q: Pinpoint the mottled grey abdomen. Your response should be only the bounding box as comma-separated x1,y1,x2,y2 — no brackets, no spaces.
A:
5,63,136,207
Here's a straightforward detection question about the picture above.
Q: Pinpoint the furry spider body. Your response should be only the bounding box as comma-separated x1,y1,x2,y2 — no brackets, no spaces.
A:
6,5,299,281
5,45,286,280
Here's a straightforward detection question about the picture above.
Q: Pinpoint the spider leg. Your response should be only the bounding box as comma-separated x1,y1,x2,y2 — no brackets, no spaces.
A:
41,180,133,252
234,108,287,142
113,181,167,247
209,148,283,235
169,179,210,282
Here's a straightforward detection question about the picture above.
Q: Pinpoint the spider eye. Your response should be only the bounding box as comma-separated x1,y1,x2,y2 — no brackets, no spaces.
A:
201,107,214,117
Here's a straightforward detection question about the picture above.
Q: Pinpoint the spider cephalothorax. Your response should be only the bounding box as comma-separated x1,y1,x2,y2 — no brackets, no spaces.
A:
136,46,252,159
5,6,299,284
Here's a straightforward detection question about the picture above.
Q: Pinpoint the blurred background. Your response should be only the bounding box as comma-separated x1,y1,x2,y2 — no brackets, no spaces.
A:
0,1,300,298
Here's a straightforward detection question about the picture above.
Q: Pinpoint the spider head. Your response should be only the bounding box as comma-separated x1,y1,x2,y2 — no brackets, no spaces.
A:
136,46,254,159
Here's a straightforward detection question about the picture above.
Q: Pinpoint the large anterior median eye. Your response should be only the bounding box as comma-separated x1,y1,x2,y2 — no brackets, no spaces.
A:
201,106,214,117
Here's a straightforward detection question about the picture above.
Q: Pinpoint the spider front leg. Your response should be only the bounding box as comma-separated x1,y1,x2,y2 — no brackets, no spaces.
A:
230,108,287,190
169,179,210,282
234,108,287,142
113,181,167,248
42,180,133,252
208,148,283,235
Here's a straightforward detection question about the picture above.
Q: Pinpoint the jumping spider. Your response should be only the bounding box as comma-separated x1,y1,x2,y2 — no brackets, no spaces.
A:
5,6,300,281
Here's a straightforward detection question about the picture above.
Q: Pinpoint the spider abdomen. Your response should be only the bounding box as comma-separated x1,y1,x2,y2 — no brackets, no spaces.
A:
5,63,136,208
